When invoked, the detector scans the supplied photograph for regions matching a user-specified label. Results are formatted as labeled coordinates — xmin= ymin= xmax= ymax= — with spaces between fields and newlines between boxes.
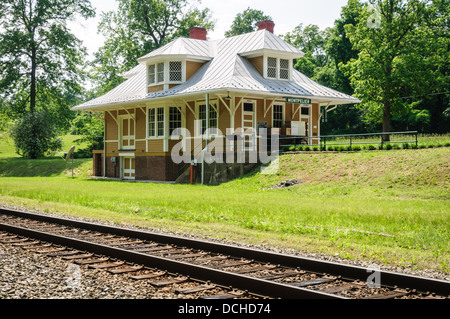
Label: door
xmin=242 ymin=101 xmax=256 ymax=151
xmin=120 ymin=116 xmax=135 ymax=150
xmin=122 ymin=157 xmax=135 ymax=180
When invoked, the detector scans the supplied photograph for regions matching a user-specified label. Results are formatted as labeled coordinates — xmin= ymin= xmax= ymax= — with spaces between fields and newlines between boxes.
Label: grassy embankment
xmin=0 ymin=134 xmax=449 ymax=273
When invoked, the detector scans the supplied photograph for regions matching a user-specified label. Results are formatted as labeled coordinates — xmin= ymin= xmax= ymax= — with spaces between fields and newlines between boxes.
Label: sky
xmin=69 ymin=0 xmax=350 ymax=58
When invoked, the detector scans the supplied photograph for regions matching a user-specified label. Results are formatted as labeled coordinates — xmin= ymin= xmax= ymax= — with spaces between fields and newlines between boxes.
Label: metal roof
xmin=137 ymin=37 xmax=213 ymax=62
xmin=73 ymin=30 xmax=359 ymax=111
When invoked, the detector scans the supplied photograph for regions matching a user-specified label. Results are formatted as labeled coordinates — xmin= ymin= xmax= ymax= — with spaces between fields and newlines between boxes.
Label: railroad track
xmin=0 ymin=207 xmax=449 ymax=300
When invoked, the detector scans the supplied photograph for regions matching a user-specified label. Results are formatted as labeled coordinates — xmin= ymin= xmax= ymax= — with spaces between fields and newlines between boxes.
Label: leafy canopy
xmin=90 ymin=0 xmax=214 ymax=95
xmin=224 ymin=7 xmax=272 ymax=37
xmin=0 ymin=0 xmax=95 ymax=116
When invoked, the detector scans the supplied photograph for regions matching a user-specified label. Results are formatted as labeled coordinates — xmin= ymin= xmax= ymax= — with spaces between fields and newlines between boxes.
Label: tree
xmin=283 ymin=2 xmax=368 ymax=135
xmin=0 ymin=0 xmax=95 ymax=116
xmin=326 ymin=0 xmax=366 ymax=96
xmin=318 ymin=0 xmax=368 ymax=135
xmin=224 ymin=7 xmax=272 ymax=37
xmin=342 ymin=0 xmax=442 ymax=140
xmin=10 ymin=110 xmax=62 ymax=159
xmin=284 ymin=24 xmax=330 ymax=78
xmin=90 ymin=0 xmax=214 ymax=95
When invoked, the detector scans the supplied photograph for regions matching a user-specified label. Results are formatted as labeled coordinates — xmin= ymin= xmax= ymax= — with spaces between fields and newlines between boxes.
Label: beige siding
xmin=135 ymin=108 xmax=147 ymax=140
xmin=186 ymin=61 xmax=204 ymax=80
xmin=218 ymin=99 xmax=230 ymax=134
xmin=105 ymin=111 xmax=118 ymax=141
xmin=249 ymin=56 xmax=264 ymax=76
xmin=148 ymin=85 xmax=164 ymax=93
xmin=148 ymin=139 xmax=164 ymax=153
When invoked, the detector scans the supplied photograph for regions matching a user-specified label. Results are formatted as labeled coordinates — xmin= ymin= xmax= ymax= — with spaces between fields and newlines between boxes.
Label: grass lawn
xmin=0 ymin=134 xmax=449 ymax=273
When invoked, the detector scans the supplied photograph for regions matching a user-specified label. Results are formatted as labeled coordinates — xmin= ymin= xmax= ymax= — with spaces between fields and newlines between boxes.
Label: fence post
xmin=350 ymin=136 xmax=352 ymax=148
xmin=415 ymin=132 xmax=418 ymax=149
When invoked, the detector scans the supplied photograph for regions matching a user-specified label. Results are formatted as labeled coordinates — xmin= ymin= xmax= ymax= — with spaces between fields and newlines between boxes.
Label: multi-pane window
xmin=157 ymin=107 xmax=164 ymax=136
xmin=148 ymin=61 xmax=184 ymax=87
xmin=148 ymin=108 xmax=156 ymax=136
xmin=148 ymin=63 xmax=165 ymax=84
xmin=169 ymin=107 xmax=182 ymax=136
xmin=148 ymin=107 xmax=165 ymax=137
xmin=169 ymin=61 xmax=182 ymax=82
xmin=157 ymin=62 xmax=164 ymax=83
xmin=301 ymin=107 xmax=310 ymax=116
xmin=266 ymin=57 xmax=290 ymax=80
xmin=267 ymin=57 xmax=277 ymax=79
xmin=279 ymin=59 xmax=289 ymax=80
xmin=199 ymin=103 xmax=218 ymax=135
xmin=273 ymin=104 xmax=283 ymax=128
xmin=148 ymin=65 xmax=156 ymax=84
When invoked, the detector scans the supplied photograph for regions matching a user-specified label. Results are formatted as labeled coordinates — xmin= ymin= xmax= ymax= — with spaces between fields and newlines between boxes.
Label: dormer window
xmin=279 ymin=59 xmax=290 ymax=80
xmin=157 ymin=62 xmax=165 ymax=82
xmin=264 ymin=56 xmax=291 ymax=81
xmin=148 ymin=65 xmax=156 ymax=84
xmin=267 ymin=57 xmax=277 ymax=79
xmin=169 ymin=61 xmax=182 ymax=82
xmin=147 ymin=60 xmax=184 ymax=89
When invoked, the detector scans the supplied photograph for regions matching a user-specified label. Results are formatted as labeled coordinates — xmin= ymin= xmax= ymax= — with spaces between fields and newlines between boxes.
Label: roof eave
xmin=137 ymin=54 xmax=212 ymax=64
xmin=239 ymin=48 xmax=304 ymax=59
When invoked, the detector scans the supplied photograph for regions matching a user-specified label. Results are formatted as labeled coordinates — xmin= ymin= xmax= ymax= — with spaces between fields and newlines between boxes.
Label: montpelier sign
xmin=285 ymin=97 xmax=312 ymax=104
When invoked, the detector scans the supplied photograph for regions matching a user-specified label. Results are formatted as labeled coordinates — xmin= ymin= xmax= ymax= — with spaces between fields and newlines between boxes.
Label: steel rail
xmin=0 ymin=221 xmax=342 ymax=299
xmin=1 ymin=207 xmax=449 ymax=297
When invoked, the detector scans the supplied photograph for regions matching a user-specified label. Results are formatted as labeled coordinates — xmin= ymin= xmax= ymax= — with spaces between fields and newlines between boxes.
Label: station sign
xmin=285 ymin=97 xmax=312 ymax=104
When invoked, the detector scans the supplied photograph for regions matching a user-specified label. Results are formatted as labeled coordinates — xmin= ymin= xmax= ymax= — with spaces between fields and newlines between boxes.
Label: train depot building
xmin=73 ymin=21 xmax=359 ymax=183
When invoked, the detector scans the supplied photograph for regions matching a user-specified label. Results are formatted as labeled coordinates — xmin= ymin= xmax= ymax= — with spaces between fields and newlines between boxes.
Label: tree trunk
xmin=382 ymin=101 xmax=391 ymax=142
xmin=30 ymin=46 xmax=36 ymax=113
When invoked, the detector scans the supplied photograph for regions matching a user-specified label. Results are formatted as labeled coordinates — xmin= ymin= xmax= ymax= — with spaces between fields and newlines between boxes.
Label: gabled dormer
xmin=137 ymin=28 xmax=213 ymax=93
xmin=239 ymin=20 xmax=304 ymax=82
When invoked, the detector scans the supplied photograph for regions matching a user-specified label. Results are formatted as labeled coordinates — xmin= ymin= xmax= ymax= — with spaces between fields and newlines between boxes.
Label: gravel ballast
xmin=0 ymin=203 xmax=448 ymax=299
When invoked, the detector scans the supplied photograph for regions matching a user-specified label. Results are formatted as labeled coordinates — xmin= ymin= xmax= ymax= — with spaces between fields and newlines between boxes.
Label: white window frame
xmin=196 ymin=100 xmax=219 ymax=137
xmin=147 ymin=60 xmax=186 ymax=88
xmin=168 ymin=106 xmax=183 ymax=136
xmin=272 ymin=103 xmax=285 ymax=128
xmin=147 ymin=106 xmax=166 ymax=139
xmin=264 ymin=55 xmax=292 ymax=81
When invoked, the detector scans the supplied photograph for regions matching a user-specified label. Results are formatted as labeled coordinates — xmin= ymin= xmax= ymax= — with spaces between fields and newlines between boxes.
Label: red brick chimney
xmin=257 ymin=20 xmax=275 ymax=33
xmin=190 ymin=27 xmax=207 ymax=40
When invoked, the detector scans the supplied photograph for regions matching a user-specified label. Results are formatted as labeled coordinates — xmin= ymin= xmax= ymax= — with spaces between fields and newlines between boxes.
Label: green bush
xmin=10 ymin=111 xmax=62 ymax=159
xmin=402 ymin=143 xmax=410 ymax=149
xmin=385 ymin=143 xmax=392 ymax=150
xmin=295 ymin=145 xmax=304 ymax=151
xmin=368 ymin=145 xmax=376 ymax=150
xmin=304 ymin=146 xmax=311 ymax=151
xmin=289 ymin=146 xmax=296 ymax=151
xmin=312 ymin=146 xmax=319 ymax=151
xmin=327 ymin=145 xmax=335 ymax=151
xmin=352 ymin=145 xmax=361 ymax=151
